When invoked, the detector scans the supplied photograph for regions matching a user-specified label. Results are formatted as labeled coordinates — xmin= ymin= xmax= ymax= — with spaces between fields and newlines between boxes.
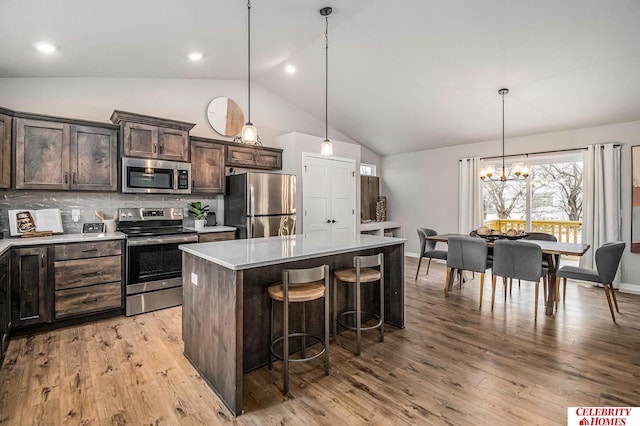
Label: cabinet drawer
xmin=54 ymin=255 xmax=121 ymax=290
xmin=55 ymin=240 xmax=122 ymax=260
xmin=225 ymin=145 xmax=282 ymax=170
xmin=198 ymin=231 xmax=235 ymax=243
xmin=55 ymin=282 xmax=122 ymax=318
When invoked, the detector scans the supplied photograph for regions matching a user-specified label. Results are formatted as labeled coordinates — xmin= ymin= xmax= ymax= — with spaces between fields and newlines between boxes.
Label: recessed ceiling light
xmin=33 ymin=42 xmax=56 ymax=53
xmin=188 ymin=52 xmax=203 ymax=61
xmin=285 ymin=64 xmax=296 ymax=74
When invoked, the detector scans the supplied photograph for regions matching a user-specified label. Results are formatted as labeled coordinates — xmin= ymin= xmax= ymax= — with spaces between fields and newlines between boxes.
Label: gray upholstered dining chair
xmin=415 ymin=228 xmax=448 ymax=280
xmin=522 ymin=232 xmax=558 ymax=300
xmin=444 ymin=236 xmax=492 ymax=307
xmin=491 ymin=240 xmax=548 ymax=320
xmin=555 ymin=241 xmax=625 ymax=322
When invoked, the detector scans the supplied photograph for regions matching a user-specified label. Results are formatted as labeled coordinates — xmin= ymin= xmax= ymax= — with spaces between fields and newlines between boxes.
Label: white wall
xmin=0 ymin=77 xmax=358 ymax=149
xmin=383 ymin=120 xmax=640 ymax=291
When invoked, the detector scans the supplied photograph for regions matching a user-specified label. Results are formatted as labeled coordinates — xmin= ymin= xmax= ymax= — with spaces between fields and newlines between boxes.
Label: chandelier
xmin=480 ymin=88 xmax=528 ymax=182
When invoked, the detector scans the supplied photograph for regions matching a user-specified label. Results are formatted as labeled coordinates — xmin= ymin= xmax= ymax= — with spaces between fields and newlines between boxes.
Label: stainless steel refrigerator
xmin=224 ymin=172 xmax=296 ymax=239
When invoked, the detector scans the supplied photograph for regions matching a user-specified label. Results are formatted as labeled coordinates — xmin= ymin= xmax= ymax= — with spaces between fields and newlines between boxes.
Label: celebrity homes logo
xmin=568 ymin=407 xmax=639 ymax=426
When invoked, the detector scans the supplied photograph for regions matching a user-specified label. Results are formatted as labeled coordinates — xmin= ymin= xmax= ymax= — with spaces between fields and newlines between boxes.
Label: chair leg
xmin=325 ymin=284 xmax=330 ymax=375
xmin=356 ymin=277 xmax=362 ymax=356
xmin=542 ymin=276 xmax=547 ymax=304
xmin=563 ymin=277 xmax=567 ymax=303
xmin=503 ymin=277 xmax=507 ymax=301
xmin=491 ymin=275 xmax=497 ymax=310
xmin=301 ymin=302 xmax=307 ymax=359
xmin=534 ymin=281 xmax=539 ymax=321
xmin=379 ymin=273 xmax=385 ymax=343
xmin=555 ymin=277 xmax=560 ymax=311
xmin=509 ymin=278 xmax=512 ymax=296
xmin=444 ymin=267 xmax=451 ymax=296
xmin=268 ymin=298 xmax=274 ymax=370
xmin=283 ymin=294 xmax=289 ymax=394
xmin=603 ymin=284 xmax=617 ymax=323
xmin=609 ymin=283 xmax=620 ymax=313
xmin=479 ymin=273 xmax=484 ymax=308
xmin=426 ymin=258 xmax=433 ymax=275
xmin=332 ymin=276 xmax=338 ymax=342
xmin=415 ymin=257 xmax=423 ymax=281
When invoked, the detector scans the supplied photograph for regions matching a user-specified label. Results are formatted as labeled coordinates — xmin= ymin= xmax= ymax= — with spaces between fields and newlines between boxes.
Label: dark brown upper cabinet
xmin=190 ymin=137 xmax=225 ymax=194
xmin=111 ymin=110 xmax=195 ymax=162
xmin=0 ymin=111 xmax=12 ymax=189
xmin=225 ymin=144 xmax=282 ymax=170
xmin=14 ymin=117 xmax=118 ymax=191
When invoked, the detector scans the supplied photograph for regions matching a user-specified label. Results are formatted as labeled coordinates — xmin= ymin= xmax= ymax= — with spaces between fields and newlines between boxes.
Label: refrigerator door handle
xmin=248 ymin=183 xmax=255 ymax=238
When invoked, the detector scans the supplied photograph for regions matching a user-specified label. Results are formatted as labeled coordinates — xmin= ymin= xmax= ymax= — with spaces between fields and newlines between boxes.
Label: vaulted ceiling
xmin=1 ymin=0 xmax=639 ymax=156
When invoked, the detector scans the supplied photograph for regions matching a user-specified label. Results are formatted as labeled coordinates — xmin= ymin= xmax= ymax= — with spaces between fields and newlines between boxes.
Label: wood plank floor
xmin=1 ymin=258 xmax=639 ymax=425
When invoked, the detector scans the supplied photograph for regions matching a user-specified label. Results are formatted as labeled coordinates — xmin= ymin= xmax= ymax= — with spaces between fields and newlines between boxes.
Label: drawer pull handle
xmin=41 ymin=254 xmax=45 ymax=268
xmin=82 ymin=248 xmax=98 ymax=252
xmin=82 ymin=271 xmax=99 ymax=277
xmin=82 ymin=298 xmax=98 ymax=304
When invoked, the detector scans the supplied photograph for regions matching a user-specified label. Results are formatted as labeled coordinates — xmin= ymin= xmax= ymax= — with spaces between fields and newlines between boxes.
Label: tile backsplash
xmin=0 ymin=191 xmax=222 ymax=236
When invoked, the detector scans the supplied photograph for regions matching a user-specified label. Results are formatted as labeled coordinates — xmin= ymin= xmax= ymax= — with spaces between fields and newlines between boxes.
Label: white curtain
xmin=580 ymin=143 xmax=622 ymax=275
xmin=458 ymin=157 xmax=483 ymax=234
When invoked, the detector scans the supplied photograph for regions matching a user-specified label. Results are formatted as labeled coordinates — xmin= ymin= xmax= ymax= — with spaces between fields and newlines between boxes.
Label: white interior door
xmin=302 ymin=153 xmax=356 ymax=235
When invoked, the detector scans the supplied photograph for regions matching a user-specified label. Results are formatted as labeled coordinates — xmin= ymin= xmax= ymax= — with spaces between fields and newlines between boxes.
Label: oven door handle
xmin=127 ymin=234 xmax=199 ymax=246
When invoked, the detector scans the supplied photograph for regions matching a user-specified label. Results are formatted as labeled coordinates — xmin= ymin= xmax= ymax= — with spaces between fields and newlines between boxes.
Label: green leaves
xmin=188 ymin=201 xmax=210 ymax=220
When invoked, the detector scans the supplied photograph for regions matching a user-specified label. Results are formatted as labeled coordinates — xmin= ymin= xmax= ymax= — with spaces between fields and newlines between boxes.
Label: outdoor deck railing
xmin=483 ymin=219 xmax=582 ymax=243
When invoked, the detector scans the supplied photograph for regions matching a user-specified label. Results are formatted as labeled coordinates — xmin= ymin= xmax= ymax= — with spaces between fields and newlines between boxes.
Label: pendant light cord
xmin=247 ymin=0 xmax=252 ymax=124
xmin=501 ymin=90 xmax=505 ymax=174
xmin=324 ymin=12 xmax=329 ymax=142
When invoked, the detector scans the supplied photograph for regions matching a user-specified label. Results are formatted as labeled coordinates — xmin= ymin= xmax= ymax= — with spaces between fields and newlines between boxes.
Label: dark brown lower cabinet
xmin=0 ymin=251 xmax=10 ymax=359
xmin=53 ymin=241 xmax=123 ymax=319
xmin=11 ymin=246 xmax=52 ymax=327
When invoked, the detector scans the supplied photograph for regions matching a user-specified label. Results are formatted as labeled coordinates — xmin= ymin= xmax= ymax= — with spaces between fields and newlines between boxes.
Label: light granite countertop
xmin=179 ymin=233 xmax=406 ymax=271
xmin=0 ymin=232 xmax=126 ymax=256
xmin=183 ymin=226 xmax=236 ymax=234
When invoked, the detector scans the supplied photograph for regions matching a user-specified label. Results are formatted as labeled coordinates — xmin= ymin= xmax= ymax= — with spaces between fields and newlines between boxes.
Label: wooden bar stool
xmin=268 ymin=264 xmax=330 ymax=394
xmin=333 ymin=253 xmax=384 ymax=355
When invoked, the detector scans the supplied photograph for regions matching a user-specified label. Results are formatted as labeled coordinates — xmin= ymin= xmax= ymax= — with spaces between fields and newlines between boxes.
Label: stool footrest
xmin=270 ymin=333 xmax=327 ymax=363
xmin=336 ymin=310 xmax=383 ymax=332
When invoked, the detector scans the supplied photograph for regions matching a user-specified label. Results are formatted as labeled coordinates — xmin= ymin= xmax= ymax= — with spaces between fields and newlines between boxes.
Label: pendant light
xmin=480 ymin=88 xmax=529 ymax=181
xmin=320 ymin=7 xmax=333 ymax=156
xmin=241 ymin=0 xmax=259 ymax=144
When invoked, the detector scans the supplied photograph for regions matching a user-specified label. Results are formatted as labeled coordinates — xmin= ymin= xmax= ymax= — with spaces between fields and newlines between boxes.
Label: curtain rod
xmin=458 ymin=143 xmax=621 ymax=162
xmin=480 ymin=146 xmax=587 ymax=161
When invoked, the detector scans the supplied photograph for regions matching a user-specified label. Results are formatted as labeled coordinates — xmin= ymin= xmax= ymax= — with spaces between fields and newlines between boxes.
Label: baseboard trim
xmin=619 ymin=283 xmax=640 ymax=295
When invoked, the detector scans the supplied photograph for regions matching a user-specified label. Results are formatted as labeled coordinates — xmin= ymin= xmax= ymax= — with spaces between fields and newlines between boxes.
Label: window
xmin=482 ymin=153 xmax=583 ymax=242
xmin=360 ymin=163 xmax=377 ymax=176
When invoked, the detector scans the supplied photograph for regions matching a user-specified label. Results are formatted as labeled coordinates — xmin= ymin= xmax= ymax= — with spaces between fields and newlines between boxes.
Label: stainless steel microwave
xmin=121 ymin=157 xmax=191 ymax=194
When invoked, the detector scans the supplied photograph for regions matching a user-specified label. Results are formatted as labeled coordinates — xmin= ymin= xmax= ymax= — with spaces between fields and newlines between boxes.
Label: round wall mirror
xmin=206 ymin=97 xmax=244 ymax=137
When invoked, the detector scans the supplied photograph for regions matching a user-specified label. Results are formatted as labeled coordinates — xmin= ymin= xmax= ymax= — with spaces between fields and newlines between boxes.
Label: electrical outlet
xmin=82 ymin=222 xmax=105 ymax=233
xmin=72 ymin=209 xmax=80 ymax=222
xmin=191 ymin=273 xmax=198 ymax=286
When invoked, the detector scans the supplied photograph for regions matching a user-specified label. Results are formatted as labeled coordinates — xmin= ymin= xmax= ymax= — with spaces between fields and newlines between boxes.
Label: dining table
xmin=426 ymin=233 xmax=591 ymax=316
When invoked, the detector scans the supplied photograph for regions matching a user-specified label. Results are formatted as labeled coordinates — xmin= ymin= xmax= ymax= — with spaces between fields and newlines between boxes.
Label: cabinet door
xmin=198 ymin=231 xmax=235 ymax=243
xmin=158 ymin=128 xmax=189 ymax=162
xmin=0 ymin=252 xmax=10 ymax=356
xmin=302 ymin=155 xmax=356 ymax=235
xmin=0 ymin=113 xmax=11 ymax=189
xmin=69 ymin=125 xmax=118 ymax=191
xmin=15 ymin=118 xmax=70 ymax=190
xmin=123 ymin=122 xmax=158 ymax=158
xmin=11 ymin=247 xmax=52 ymax=327
xmin=191 ymin=140 xmax=225 ymax=193
xmin=226 ymin=145 xmax=282 ymax=170
xmin=360 ymin=176 xmax=379 ymax=222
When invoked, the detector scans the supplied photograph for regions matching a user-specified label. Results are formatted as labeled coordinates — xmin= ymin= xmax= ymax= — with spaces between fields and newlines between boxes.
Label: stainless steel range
xmin=117 ymin=207 xmax=198 ymax=316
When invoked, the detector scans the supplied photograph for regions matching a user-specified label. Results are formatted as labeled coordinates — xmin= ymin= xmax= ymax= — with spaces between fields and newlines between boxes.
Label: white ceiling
xmin=1 ymin=0 xmax=640 ymax=156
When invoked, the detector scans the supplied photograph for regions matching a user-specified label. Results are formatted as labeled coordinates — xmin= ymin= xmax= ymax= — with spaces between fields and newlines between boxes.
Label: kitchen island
xmin=179 ymin=233 xmax=406 ymax=416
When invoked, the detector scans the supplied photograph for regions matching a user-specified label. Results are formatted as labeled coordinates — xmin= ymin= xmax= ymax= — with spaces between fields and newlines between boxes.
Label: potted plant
xmin=189 ymin=201 xmax=209 ymax=229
